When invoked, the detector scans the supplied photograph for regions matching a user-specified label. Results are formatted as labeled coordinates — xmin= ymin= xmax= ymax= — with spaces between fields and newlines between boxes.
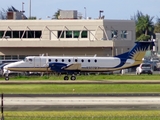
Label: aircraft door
xmin=34 ymin=57 xmax=41 ymax=68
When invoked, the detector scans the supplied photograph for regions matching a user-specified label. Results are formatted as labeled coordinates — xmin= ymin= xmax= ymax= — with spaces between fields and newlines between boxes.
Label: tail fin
xmin=115 ymin=41 xmax=154 ymax=61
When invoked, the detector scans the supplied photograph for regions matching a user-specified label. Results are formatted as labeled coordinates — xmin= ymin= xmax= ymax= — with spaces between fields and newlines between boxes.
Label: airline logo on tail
xmin=116 ymin=41 xmax=154 ymax=60
xmin=128 ymin=42 xmax=153 ymax=61
xmin=115 ymin=41 xmax=154 ymax=68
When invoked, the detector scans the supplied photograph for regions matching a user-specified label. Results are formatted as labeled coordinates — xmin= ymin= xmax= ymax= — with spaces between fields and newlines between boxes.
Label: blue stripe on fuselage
xmin=113 ymin=58 xmax=127 ymax=68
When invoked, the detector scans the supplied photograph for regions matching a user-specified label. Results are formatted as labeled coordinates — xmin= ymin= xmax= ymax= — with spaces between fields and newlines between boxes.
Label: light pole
xmin=29 ymin=0 xmax=31 ymax=18
xmin=22 ymin=2 xmax=25 ymax=19
xmin=84 ymin=7 xmax=86 ymax=19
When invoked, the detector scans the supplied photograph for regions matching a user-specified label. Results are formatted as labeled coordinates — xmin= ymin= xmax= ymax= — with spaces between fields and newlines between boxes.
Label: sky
xmin=0 ymin=0 xmax=160 ymax=23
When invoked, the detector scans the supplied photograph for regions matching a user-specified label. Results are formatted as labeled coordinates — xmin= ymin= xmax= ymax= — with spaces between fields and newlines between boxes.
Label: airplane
xmin=3 ymin=41 xmax=154 ymax=81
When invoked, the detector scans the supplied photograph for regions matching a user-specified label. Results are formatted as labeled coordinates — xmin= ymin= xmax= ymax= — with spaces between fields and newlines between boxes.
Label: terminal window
xmin=58 ymin=31 xmax=64 ymax=38
xmin=111 ymin=30 xmax=118 ymax=38
xmin=73 ymin=31 xmax=80 ymax=38
xmin=66 ymin=31 xmax=72 ymax=38
xmin=0 ymin=31 xmax=4 ymax=38
xmin=1 ymin=30 xmax=42 ymax=38
xmin=121 ymin=30 xmax=127 ymax=39
xmin=81 ymin=31 xmax=87 ymax=38
xmin=58 ymin=30 xmax=88 ymax=38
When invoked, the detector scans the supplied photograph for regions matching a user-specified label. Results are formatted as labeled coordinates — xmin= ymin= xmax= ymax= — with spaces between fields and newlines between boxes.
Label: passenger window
xmin=48 ymin=59 xmax=51 ymax=62
xmin=95 ymin=60 xmax=97 ymax=62
xmin=75 ymin=59 xmax=78 ymax=62
xmin=62 ymin=59 xmax=64 ymax=62
xmin=68 ymin=59 xmax=71 ymax=62
xmin=81 ymin=59 xmax=84 ymax=62
xmin=88 ymin=59 xmax=90 ymax=62
xmin=55 ymin=59 xmax=58 ymax=62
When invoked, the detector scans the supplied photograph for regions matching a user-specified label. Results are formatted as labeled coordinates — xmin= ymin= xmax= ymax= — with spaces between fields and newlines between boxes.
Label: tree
xmin=137 ymin=14 xmax=154 ymax=36
xmin=131 ymin=11 xmax=144 ymax=39
xmin=137 ymin=34 xmax=150 ymax=41
xmin=154 ymin=17 xmax=160 ymax=33
xmin=131 ymin=10 xmax=143 ymax=24
xmin=131 ymin=11 xmax=154 ymax=41
xmin=53 ymin=9 xmax=61 ymax=19
xmin=28 ymin=16 xmax=37 ymax=20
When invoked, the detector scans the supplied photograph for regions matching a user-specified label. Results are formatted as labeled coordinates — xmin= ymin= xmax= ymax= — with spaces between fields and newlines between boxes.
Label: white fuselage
xmin=3 ymin=56 xmax=135 ymax=74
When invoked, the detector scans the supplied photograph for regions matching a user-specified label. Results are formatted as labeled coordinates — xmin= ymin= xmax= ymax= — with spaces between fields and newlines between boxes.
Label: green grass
xmin=1 ymin=84 xmax=160 ymax=94
xmin=0 ymin=74 xmax=160 ymax=94
xmin=3 ymin=111 xmax=160 ymax=120
xmin=0 ymin=74 xmax=160 ymax=81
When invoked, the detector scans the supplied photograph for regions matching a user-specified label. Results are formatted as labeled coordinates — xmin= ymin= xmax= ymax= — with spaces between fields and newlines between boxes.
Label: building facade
xmin=0 ymin=19 xmax=135 ymax=60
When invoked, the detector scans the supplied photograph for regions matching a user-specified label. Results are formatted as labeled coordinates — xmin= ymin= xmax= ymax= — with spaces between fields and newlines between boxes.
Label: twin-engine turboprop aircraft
xmin=3 ymin=41 xmax=153 ymax=80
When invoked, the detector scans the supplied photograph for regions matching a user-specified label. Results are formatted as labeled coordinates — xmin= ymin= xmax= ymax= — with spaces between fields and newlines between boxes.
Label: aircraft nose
xmin=3 ymin=66 xmax=9 ymax=75
xmin=3 ymin=65 xmax=8 ymax=70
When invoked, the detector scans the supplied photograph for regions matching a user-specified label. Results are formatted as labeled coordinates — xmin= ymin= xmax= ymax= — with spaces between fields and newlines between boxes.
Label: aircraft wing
xmin=63 ymin=63 xmax=81 ymax=70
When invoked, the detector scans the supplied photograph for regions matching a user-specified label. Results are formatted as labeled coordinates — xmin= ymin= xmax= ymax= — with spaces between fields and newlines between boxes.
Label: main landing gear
xmin=5 ymin=76 xmax=9 ymax=81
xmin=64 ymin=75 xmax=76 ymax=81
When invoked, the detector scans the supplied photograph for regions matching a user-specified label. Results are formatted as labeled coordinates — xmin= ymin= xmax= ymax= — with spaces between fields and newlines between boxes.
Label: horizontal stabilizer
xmin=64 ymin=63 xmax=81 ymax=70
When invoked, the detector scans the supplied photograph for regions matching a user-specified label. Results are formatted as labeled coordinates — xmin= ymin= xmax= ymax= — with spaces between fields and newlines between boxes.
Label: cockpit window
xmin=29 ymin=59 xmax=32 ymax=62
xmin=24 ymin=58 xmax=28 ymax=62
xmin=23 ymin=58 xmax=26 ymax=62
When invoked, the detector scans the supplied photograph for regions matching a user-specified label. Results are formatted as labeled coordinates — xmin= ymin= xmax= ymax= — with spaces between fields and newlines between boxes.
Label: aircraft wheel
xmin=5 ymin=76 xmax=9 ymax=81
xmin=64 ymin=76 xmax=69 ymax=80
xmin=136 ymin=71 xmax=139 ymax=75
xmin=70 ymin=75 xmax=76 ymax=81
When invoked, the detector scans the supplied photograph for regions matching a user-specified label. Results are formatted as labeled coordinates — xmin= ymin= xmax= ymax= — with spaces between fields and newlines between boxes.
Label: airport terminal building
xmin=0 ymin=14 xmax=135 ymax=60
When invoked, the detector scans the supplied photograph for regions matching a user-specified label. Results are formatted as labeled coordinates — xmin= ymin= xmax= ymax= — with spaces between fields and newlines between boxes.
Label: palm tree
xmin=131 ymin=11 xmax=154 ymax=41
xmin=53 ymin=9 xmax=61 ymax=19
xmin=131 ymin=11 xmax=144 ymax=39
xmin=136 ymin=14 xmax=154 ymax=36
xmin=154 ymin=17 xmax=160 ymax=33
xmin=131 ymin=10 xmax=143 ymax=24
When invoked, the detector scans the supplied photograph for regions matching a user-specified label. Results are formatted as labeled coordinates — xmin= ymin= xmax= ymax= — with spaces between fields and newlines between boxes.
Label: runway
xmin=2 ymin=96 xmax=160 ymax=111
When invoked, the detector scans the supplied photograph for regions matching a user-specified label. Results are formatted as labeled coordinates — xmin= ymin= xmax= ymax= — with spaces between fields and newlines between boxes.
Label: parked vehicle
xmin=136 ymin=63 xmax=153 ymax=75
xmin=143 ymin=61 xmax=159 ymax=71
xmin=150 ymin=57 xmax=160 ymax=62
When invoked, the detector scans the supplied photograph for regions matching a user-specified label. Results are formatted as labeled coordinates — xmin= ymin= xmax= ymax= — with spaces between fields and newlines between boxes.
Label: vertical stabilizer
xmin=115 ymin=41 xmax=154 ymax=61
xmin=128 ymin=42 xmax=153 ymax=61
